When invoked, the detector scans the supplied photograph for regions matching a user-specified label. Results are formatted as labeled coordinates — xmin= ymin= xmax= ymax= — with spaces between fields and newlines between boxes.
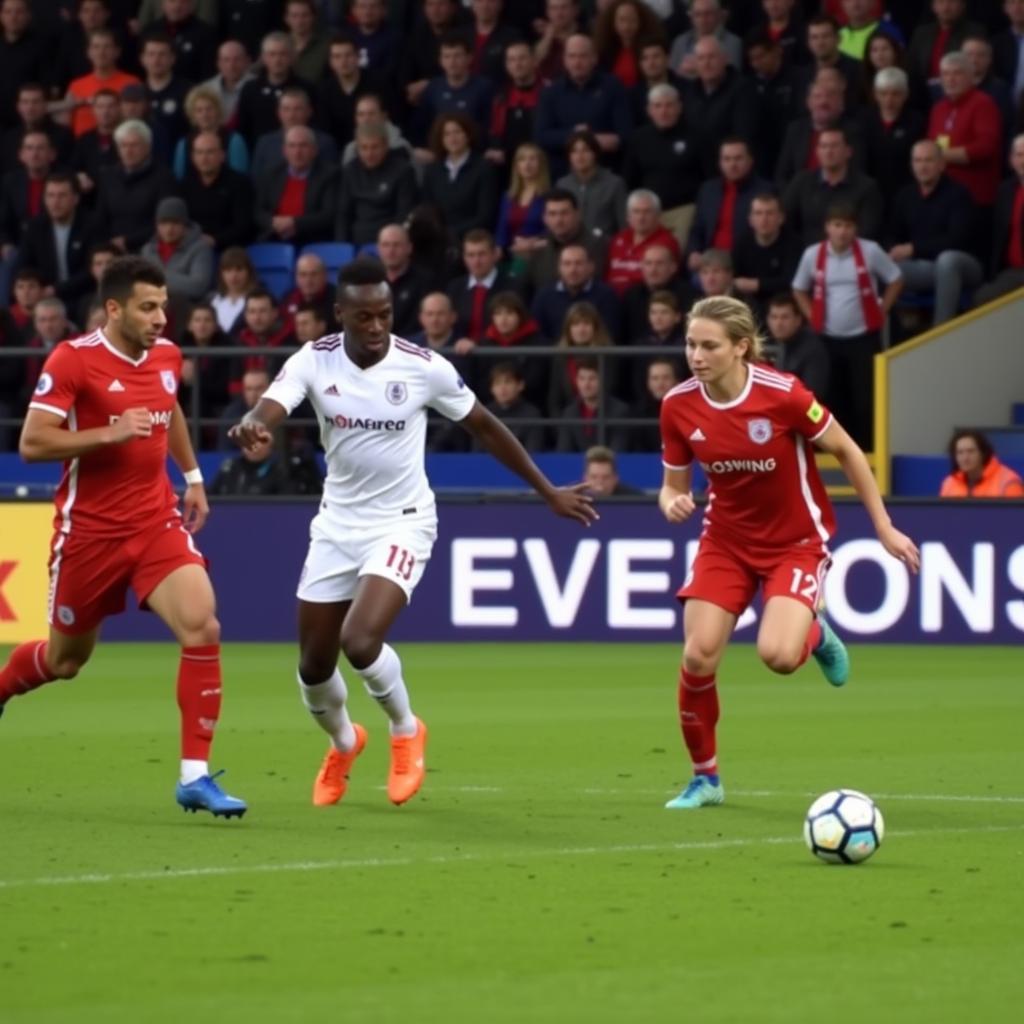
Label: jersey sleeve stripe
xmin=29 ymin=401 xmax=68 ymax=419
xmin=662 ymin=459 xmax=692 ymax=470
xmin=394 ymin=338 xmax=432 ymax=360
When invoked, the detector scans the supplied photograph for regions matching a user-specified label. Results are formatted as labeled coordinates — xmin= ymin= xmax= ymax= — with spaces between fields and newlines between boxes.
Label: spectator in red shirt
xmin=606 ymin=188 xmax=682 ymax=295
xmin=977 ymin=133 xmax=1024 ymax=304
xmin=592 ymin=0 xmax=665 ymax=91
xmin=928 ymin=50 xmax=1003 ymax=209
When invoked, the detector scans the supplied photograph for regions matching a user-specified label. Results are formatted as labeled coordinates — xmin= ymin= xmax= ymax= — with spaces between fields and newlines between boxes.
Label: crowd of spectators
xmin=1 ymin=0 xmax=1023 ymax=459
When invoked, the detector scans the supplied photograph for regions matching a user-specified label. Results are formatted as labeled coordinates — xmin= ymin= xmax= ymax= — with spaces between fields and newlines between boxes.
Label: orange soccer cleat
xmin=312 ymin=724 xmax=368 ymax=806
xmin=387 ymin=718 xmax=428 ymax=806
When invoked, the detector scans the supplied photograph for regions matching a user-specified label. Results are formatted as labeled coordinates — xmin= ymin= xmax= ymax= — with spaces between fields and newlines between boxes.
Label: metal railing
xmin=0 ymin=342 xmax=683 ymax=452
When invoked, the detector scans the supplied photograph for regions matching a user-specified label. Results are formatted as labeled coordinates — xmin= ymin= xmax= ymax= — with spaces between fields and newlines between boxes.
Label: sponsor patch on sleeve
xmin=806 ymin=400 xmax=824 ymax=424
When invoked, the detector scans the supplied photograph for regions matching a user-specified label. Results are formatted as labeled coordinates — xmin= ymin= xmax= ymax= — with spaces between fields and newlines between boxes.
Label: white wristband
xmin=183 ymin=468 xmax=204 ymax=486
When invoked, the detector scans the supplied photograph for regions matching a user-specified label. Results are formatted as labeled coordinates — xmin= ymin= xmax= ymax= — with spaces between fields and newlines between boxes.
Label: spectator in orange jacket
xmin=939 ymin=429 xmax=1024 ymax=497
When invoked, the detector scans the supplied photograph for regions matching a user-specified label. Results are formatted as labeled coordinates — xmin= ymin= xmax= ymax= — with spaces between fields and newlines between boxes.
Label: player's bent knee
xmin=683 ymin=642 xmax=720 ymax=677
xmin=181 ymin=615 xmax=221 ymax=649
xmin=49 ymin=656 xmax=87 ymax=679
xmin=298 ymin=654 xmax=337 ymax=685
xmin=758 ymin=642 xmax=801 ymax=675
xmin=339 ymin=629 xmax=382 ymax=671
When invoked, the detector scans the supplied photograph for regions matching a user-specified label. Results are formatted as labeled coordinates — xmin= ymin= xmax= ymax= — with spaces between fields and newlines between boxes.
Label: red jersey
xmin=660 ymin=364 xmax=836 ymax=547
xmin=28 ymin=329 xmax=183 ymax=538
xmin=605 ymin=226 xmax=682 ymax=295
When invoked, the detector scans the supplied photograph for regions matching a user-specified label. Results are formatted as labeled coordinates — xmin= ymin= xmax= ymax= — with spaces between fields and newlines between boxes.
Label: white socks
xmin=299 ymin=668 xmax=357 ymax=751
xmin=357 ymin=644 xmax=417 ymax=737
xmin=180 ymin=759 xmax=208 ymax=784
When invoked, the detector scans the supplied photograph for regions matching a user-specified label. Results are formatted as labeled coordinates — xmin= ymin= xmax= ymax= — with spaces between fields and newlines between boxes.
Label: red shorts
xmin=677 ymin=533 xmax=831 ymax=616
xmin=47 ymin=517 xmax=207 ymax=635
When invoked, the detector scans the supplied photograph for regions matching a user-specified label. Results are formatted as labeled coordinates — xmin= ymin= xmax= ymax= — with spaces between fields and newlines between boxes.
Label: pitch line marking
xmin=401 ymin=785 xmax=1024 ymax=804
xmin=0 ymin=824 xmax=1021 ymax=891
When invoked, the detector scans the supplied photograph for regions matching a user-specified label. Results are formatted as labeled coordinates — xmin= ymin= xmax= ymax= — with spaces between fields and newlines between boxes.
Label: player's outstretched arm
xmin=815 ymin=419 xmax=921 ymax=573
xmin=659 ymin=466 xmax=695 ymax=524
xmin=19 ymin=407 xmax=152 ymax=462
xmin=458 ymin=402 xmax=598 ymax=525
xmin=169 ymin=402 xmax=209 ymax=533
xmin=228 ymin=397 xmax=290 ymax=451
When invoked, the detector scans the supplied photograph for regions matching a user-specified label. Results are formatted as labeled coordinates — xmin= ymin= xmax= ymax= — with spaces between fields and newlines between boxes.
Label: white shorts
xmin=297 ymin=514 xmax=437 ymax=604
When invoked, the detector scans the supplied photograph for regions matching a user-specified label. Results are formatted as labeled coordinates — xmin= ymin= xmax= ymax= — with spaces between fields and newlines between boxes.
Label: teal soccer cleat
xmin=175 ymin=771 xmax=247 ymax=819
xmin=665 ymin=775 xmax=725 ymax=809
xmin=813 ymin=615 xmax=850 ymax=687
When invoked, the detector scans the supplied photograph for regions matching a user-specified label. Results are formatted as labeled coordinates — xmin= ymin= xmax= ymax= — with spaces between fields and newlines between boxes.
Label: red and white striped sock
xmin=0 ymin=641 xmax=57 ymax=704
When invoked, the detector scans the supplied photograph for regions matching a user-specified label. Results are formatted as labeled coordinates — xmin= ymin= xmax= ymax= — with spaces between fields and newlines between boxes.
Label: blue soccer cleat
xmin=813 ymin=615 xmax=850 ymax=687
xmin=175 ymin=770 xmax=247 ymax=819
xmin=665 ymin=774 xmax=725 ymax=809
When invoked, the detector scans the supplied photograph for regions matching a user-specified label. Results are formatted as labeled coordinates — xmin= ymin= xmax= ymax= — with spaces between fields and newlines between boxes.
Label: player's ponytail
xmin=688 ymin=296 xmax=766 ymax=363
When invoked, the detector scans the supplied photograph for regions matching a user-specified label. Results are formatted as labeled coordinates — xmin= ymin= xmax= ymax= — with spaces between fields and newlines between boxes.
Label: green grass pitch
xmin=1 ymin=642 xmax=1022 ymax=1023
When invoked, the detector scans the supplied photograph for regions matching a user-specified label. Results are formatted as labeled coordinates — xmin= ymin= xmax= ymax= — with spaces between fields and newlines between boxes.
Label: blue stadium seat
xmin=247 ymin=243 xmax=295 ymax=300
xmin=299 ymin=242 xmax=356 ymax=284
xmin=358 ymin=243 xmax=379 ymax=259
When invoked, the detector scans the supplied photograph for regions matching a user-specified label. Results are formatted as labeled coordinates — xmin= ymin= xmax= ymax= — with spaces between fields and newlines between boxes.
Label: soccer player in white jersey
xmin=230 ymin=259 xmax=597 ymax=807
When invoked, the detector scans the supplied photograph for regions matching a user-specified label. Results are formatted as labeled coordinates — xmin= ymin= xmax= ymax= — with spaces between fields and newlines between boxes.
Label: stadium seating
xmin=299 ymin=242 xmax=356 ymax=283
xmin=246 ymin=243 xmax=296 ymax=301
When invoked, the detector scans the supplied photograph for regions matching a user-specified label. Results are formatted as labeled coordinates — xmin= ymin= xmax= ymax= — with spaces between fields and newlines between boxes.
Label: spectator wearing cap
xmin=557 ymin=129 xmax=628 ymax=240
xmin=181 ymin=130 xmax=255 ymax=249
xmin=623 ymin=83 xmax=702 ymax=246
xmin=140 ymin=195 xmax=213 ymax=333
xmin=255 ymin=125 xmax=339 ymax=247
xmin=94 ymin=119 xmax=177 ymax=253
xmin=65 ymin=28 xmax=141 ymax=137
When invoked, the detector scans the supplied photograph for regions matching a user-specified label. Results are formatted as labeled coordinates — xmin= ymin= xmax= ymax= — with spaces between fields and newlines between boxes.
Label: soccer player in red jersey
xmin=0 ymin=257 xmax=246 ymax=818
xmin=658 ymin=296 xmax=920 ymax=809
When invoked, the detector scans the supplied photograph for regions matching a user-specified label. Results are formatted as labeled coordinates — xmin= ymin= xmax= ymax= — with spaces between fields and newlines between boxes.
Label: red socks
xmin=177 ymin=645 xmax=222 ymax=760
xmin=677 ymin=669 xmax=720 ymax=776
xmin=798 ymin=617 xmax=823 ymax=669
xmin=0 ymin=641 xmax=57 ymax=703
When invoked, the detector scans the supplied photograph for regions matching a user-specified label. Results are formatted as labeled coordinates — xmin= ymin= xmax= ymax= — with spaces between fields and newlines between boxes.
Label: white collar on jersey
xmin=98 ymin=328 xmax=150 ymax=367
xmin=699 ymin=362 xmax=753 ymax=410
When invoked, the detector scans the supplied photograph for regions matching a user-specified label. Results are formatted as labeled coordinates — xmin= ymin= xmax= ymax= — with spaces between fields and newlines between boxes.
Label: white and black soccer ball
xmin=804 ymin=789 xmax=885 ymax=864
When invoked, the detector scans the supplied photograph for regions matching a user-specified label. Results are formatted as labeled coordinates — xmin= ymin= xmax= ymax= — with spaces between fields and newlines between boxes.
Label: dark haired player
xmin=230 ymin=259 xmax=597 ymax=808
xmin=0 ymin=256 xmax=246 ymax=819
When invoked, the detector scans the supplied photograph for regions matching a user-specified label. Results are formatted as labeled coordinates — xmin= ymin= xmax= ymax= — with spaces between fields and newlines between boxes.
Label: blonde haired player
xmin=658 ymin=296 xmax=919 ymax=809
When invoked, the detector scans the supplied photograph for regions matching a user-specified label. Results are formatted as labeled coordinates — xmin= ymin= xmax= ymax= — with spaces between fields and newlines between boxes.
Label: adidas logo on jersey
xmin=108 ymin=379 xmax=125 ymax=392
xmin=689 ymin=427 xmax=706 ymax=441
xmin=324 ymin=384 xmax=340 ymax=396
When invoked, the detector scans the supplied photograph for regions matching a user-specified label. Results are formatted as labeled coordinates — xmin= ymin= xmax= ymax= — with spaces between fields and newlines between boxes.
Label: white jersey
xmin=264 ymin=333 xmax=477 ymax=528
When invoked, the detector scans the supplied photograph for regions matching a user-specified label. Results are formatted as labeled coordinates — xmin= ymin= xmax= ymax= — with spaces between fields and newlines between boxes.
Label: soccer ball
xmin=804 ymin=789 xmax=885 ymax=864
